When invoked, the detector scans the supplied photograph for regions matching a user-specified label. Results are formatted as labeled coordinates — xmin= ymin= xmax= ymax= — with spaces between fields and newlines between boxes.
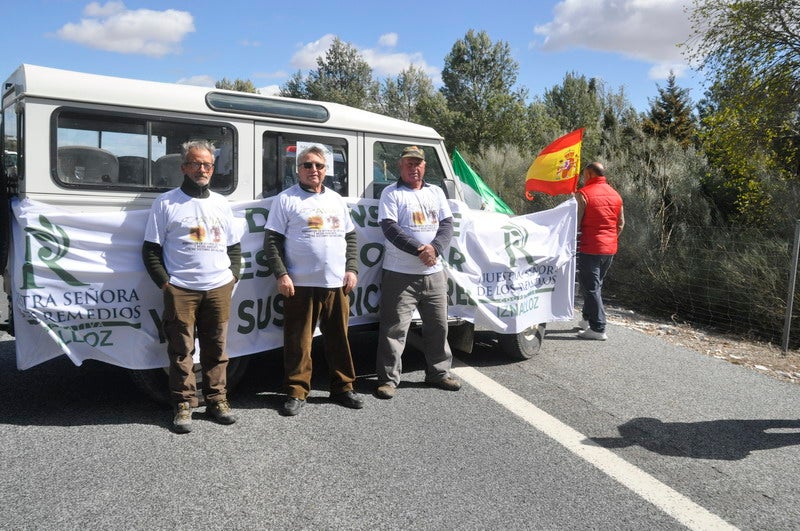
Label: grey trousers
xmin=376 ymin=269 xmax=453 ymax=387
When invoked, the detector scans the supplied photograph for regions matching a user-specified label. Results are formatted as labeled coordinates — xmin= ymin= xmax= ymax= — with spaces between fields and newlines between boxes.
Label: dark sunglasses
xmin=301 ymin=162 xmax=325 ymax=170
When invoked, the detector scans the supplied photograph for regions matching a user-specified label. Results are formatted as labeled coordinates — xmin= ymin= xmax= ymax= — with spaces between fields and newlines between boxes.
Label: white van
xmin=1 ymin=65 xmax=557 ymax=401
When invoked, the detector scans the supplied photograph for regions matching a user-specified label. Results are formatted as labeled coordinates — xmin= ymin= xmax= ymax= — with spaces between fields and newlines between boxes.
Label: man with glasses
xmin=142 ymin=140 xmax=242 ymax=433
xmin=264 ymin=145 xmax=364 ymax=416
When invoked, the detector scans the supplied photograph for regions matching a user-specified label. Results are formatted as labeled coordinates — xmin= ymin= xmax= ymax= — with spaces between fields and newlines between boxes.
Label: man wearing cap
xmin=375 ymin=145 xmax=462 ymax=399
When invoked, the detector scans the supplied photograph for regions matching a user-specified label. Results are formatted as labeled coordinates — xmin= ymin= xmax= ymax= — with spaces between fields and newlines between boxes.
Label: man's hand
xmin=277 ymin=274 xmax=295 ymax=298
xmin=417 ymin=244 xmax=438 ymax=267
xmin=343 ymin=271 xmax=358 ymax=294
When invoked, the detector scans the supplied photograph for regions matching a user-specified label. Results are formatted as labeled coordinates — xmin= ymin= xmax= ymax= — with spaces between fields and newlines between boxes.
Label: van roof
xmin=5 ymin=64 xmax=443 ymax=140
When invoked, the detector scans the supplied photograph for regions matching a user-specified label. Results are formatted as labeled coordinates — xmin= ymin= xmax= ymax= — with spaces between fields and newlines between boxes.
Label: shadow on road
xmin=0 ymin=329 xmax=433 ymax=426
xmin=589 ymin=416 xmax=800 ymax=460
xmin=0 ymin=338 xmax=159 ymax=427
xmin=0 ymin=320 xmax=536 ymax=426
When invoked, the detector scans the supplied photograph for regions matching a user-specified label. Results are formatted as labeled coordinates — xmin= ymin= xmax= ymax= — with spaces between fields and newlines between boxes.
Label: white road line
xmin=451 ymin=363 xmax=738 ymax=531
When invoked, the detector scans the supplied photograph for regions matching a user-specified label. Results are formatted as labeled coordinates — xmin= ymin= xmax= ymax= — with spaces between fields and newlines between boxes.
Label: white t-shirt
xmin=378 ymin=181 xmax=452 ymax=275
xmin=144 ymin=188 xmax=240 ymax=291
xmin=265 ymin=184 xmax=355 ymax=287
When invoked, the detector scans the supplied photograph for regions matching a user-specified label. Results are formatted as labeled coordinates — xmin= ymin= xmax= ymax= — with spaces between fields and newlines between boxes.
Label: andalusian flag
xmin=452 ymin=149 xmax=514 ymax=215
xmin=525 ymin=128 xmax=584 ymax=200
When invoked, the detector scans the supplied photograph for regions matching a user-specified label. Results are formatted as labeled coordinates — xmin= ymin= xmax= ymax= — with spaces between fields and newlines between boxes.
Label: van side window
xmin=2 ymin=104 xmax=20 ymax=192
xmin=54 ymin=109 xmax=236 ymax=193
xmin=372 ymin=142 xmax=447 ymax=199
xmin=262 ymin=132 xmax=348 ymax=197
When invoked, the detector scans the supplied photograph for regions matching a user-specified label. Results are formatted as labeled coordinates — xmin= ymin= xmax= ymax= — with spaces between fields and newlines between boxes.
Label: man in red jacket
xmin=575 ymin=162 xmax=624 ymax=340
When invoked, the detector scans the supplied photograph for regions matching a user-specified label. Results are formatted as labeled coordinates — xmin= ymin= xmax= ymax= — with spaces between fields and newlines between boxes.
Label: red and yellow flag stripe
xmin=525 ymin=128 xmax=584 ymax=199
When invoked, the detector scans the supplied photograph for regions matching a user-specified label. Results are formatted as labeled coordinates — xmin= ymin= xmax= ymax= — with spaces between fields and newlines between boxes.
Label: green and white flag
xmin=452 ymin=148 xmax=514 ymax=215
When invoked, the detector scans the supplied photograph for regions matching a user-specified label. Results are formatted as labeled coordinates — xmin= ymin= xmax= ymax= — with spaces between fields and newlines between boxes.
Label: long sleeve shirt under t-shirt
xmin=143 ymin=176 xmax=242 ymax=291
xmin=264 ymin=183 xmax=356 ymax=288
xmin=378 ymin=181 xmax=453 ymax=275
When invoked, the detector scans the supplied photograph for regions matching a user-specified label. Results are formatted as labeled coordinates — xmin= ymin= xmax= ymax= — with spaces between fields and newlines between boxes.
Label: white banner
xmin=8 ymin=196 xmax=576 ymax=370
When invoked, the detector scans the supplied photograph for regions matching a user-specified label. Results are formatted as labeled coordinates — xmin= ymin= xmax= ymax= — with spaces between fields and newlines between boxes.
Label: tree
xmin=378 ymin=65 xmax=435 ymax=122
xmin=215 ymin=78 xmax=258 ymax=93
xmin=438 ymin=30 xmax=528 ymax=154
xmin=685 ymin=0 xmax=800 ymax=227
xmin=687 ymin=0 xmax=800 ymax=110
xmin=642 ymin=72 xmax=697 ymax=148
xmin=541 ymin=73 xmax=604 ymax=162
xmin=543 ymin=73 xmax=602 ymax=133
xmin=280 ymin=37 xmax=378 ymax=110
xmin=280 ymin=71 xmax=307 ymax=99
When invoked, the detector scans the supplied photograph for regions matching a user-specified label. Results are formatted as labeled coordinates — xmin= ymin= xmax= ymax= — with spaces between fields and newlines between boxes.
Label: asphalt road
xmin=0 ymin=312 xmax=799 ymax=529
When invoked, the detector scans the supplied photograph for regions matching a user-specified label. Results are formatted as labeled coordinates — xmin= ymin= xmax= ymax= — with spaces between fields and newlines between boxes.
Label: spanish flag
xmin=525 ymin=128 xmax=584 ymax=200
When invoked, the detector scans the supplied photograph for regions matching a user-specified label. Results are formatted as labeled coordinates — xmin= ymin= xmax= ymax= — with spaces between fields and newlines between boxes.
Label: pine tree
xmin=642 ymin=72 xmax=696 ymax=148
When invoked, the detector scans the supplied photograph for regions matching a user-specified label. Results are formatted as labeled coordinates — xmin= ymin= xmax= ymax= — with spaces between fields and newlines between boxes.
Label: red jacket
xmin=578 ymin=176 xmax=623 ymax=255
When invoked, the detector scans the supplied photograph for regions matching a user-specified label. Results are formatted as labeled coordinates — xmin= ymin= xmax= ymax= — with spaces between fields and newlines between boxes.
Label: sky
xmin=0 ymin=0 xmax=707 ymax=112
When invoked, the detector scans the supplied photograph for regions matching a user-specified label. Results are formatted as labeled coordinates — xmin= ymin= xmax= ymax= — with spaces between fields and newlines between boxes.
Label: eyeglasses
xmin=301 ymin=162 xmax=325 ymax=170
xmin=184 ymin=162 xmax=214 ymax=171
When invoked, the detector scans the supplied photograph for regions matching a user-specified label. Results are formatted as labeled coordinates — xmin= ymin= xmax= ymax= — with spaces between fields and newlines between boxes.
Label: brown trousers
xmin=282 ymin=286 xmax=356 ymax=400
xmin=163 ymin=279 xmax=235 ymax=407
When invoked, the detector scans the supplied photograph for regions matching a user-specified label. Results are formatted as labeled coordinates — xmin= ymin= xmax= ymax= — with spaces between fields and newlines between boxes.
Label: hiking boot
xmin=331 ymin=390 xmax=365 ymax=409
xmin=207 ymin=399 xmax=237 ymax=425
xmin=281 ymin=397 xmax=306 ymax=416
xmin=578 ymin=319 xmax=590 ymax=330
xmin=375 ymin=383 xmax=396 ymax=399
xmin=425 ymin=377 xmax=462 ymax=391
xmin=173 ymin=402 xmax=193 ymax=433
xmin=577 ymin=328 xmax=607 ymax=340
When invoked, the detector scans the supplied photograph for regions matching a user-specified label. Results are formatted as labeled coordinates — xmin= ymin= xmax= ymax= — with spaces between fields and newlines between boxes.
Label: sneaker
xmin=375 ymin=383 xmax=396 ymax=399
xmin=425 ymin=377 xmax=462 ymax=391
xmin=577 ymin=328 xmax=607 ymax=340
xmin=173 ymin=402 xmax=193 ymax=433
xmin=281 ymin=397 xmax=306 ymax=416
xmin=207 ymin=399 xmax=237 ymax=425
xmin=578 ymin=319 xmax=590 ymax=330
xmin=331 ymin=390 xmax=365 ymax=409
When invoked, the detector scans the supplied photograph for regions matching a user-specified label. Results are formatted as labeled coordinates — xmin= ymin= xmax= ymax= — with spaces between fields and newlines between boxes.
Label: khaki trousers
xmin=163 ymin=280 xmax=234 ymax=407
xmin=282 ymin=286 xmax=356 ymax=399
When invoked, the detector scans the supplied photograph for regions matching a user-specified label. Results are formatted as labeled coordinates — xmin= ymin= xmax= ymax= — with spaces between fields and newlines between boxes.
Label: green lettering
xmin=502 ymin=223 xmax=535 ymax=267
xmin=245 ymin=207 xmax=269 ymax=233
xmin=360 ymin=242 xmax=384 ymax=267
xmin=447 ymin=246 xmax=466 ymax=272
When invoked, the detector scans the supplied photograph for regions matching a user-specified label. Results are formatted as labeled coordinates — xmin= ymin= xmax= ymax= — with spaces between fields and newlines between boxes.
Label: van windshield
xmin=262 ymin=132 xmax=348 ymax=197
xmin=371 ymin=141 xmax=448 ymax=199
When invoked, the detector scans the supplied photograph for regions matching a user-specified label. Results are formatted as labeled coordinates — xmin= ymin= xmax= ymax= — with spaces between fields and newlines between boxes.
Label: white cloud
xmin=290 ymin=33 xmax=439 ymax=81
xmin=56 ymin=2 xmax=195 ymax=57
xmin=239 ymin=40 xmax=261 ymax=47
xmin=378 ymin=33 xmax=398 ymax=48
xmin=290 ymin=33 xmax=337 ymax=69
xmin=258 ymin=85 xmax=281 ymax=96
xmin=84 ymin=1 xmax=124 ymax=17
xmin=253 ymin=70 xmax=288 ymax=79
xmin=534 ymin=0 xmax=693 ymax=78
xmin=361 ymin=48 xmax=437 ymax=79
xmin=648 ymin=62 xmax=688 ymax=80
xmin=176 ymin=75 xmax=215 ymax=87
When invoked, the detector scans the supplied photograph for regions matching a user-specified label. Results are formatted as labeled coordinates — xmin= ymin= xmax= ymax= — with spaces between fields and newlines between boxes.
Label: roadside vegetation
xmin=224 ymin=1 xmax=800 ymax=347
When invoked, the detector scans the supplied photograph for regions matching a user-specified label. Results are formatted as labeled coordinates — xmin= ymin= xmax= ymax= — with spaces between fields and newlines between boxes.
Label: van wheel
xmin=129 ymin=356 xmax=250 ymax=406
xmin=499 ymin=323 xmax=546 ymax=360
